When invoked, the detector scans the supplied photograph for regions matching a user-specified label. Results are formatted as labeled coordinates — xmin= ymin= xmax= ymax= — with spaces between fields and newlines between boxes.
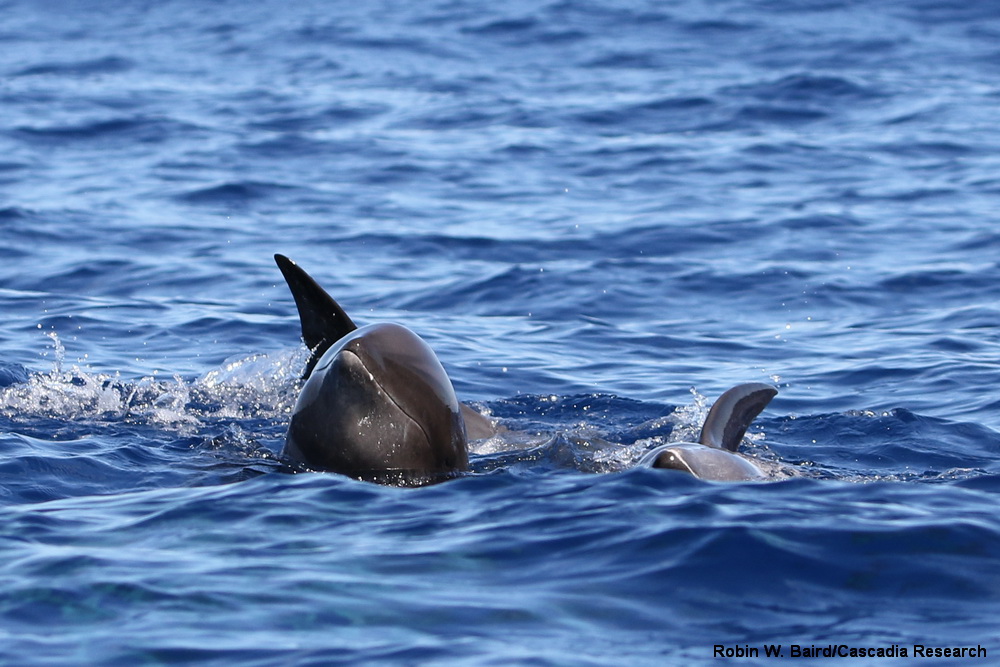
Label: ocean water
xmin=1 ymin=0 xmax=1000 ymax=663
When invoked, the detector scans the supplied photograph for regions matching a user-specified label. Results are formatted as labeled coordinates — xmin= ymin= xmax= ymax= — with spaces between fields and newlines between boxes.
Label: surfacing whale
xmin=275 ymin=254 xmax=474 ymax=485
xmin=639 ymin=383 xmax=778 ymax=481
xmin=275 ymin=254 xmax=776 ymax=485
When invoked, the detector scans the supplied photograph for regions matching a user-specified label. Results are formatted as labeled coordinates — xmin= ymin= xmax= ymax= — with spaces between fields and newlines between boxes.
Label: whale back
xmin=275 ymin=255 xmax=469 ymax=483
xmin=640 ymin=443 xmax=765 ymax=481
xmin=284 ymin=323 xmax=468 ymax=481
xmin=643 ymin=382 xmax=778 ymax=482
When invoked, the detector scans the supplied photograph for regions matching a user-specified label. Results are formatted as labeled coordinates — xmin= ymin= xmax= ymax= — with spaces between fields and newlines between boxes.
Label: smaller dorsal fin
xmin=274 ymin=254 xmax=357 ymax=378
xmin=699 ymin=383 xmax=778 ymax=452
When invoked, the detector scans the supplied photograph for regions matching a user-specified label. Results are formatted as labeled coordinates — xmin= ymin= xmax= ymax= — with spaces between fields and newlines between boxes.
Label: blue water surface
xmin=2 ymin=0 xmax=1000 ymax=663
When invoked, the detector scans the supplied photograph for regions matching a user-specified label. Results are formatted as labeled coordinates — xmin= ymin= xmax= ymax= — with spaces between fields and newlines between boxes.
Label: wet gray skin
xmin=640 ymin=383 xmax=778 ymax=481
xmin=275 ymin=255 xmax=470 ymax=483
xmin=284 ymin=322 xmax=469 ymax=480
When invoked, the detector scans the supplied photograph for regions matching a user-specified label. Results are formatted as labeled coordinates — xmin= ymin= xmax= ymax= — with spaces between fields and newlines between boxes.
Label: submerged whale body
xmin=640 ymin=383 xmax=778 ymax=481
xmin=275 ymin=254 xmax=469 ymax=484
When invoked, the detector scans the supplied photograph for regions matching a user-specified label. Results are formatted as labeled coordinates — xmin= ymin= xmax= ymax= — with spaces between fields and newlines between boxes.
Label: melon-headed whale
xmin=640 ymin=383 xmax=778 ymax=481
xmin=275 ymin=254 xmax=484 ymax=485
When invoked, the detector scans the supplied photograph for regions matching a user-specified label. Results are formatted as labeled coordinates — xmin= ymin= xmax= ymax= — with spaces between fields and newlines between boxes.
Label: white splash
xmin=0 ymin=333 xmax=308 ymax=434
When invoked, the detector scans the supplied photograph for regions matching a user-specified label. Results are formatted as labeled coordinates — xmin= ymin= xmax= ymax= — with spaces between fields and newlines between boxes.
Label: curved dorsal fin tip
xmin=699 ymin=382 xmax=778 ymax=452
xmin=274 ymin=254 xmax=358 ymax=378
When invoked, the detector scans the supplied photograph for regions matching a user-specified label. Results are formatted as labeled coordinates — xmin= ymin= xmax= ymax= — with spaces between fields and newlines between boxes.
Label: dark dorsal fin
xmin=699 ymin=382 xmax=778 ymax=452
xmin=274 ymin=254 xmax=357 ymax=378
